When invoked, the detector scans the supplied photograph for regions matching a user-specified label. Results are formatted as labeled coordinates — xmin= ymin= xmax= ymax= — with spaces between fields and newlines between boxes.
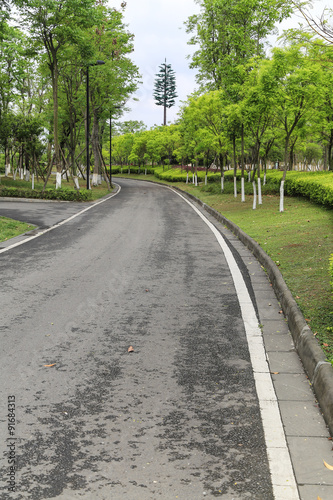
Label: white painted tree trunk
xmin=92 ymin=173 xmax=98 ymax=186
xmin=205 ymin=174 xmax=207 ymax=185
xmin=241 ymin=177 xmax=245 ymax=202
xmin=279 ymin=180 xmax=285 ymax=212
xmin=31 ymin=174 xmax=34 ymax=190
xmin=25 ymin=171 xmax=30 ymax=182
xmin=5 ymin=164 xmax=10 ymax=176
xmin=248 ymin=171 xmax=251 ymax=182
xmin=20 ymin=169 xmax=24 ymax=180
xmin=145 ymin=168 xmax=147 ymax=175
xmin=195 ymin=174 xmax=198 ymax=186
xmin=263 ymin=172 xmax=266 ymax=185
xmin=13 ymin=170 xmax=16 ymax=181
xmin=56 ymin=172 xmax=62 ymax=189
xmin=234 ymin=176 xmax=237 ymax=197
xmin=258 ymin=177 xmax=262 ymax=205
xmin=192 ymin=174 xmax=195 ymax=184
xmin=221 ymin=177 xmax=224 ymax=192
xmin=74 ymin=176 xmax=80 ymax=190
xmin=98 ymin=174 xmax=102 ymax=185
xmin=252 ymin=181 xmax=257 ymax=210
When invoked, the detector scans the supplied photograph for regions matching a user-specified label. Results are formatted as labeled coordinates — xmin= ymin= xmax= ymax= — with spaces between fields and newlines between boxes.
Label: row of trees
xmin=109 ymin=0 xmax=333 ymax=211
xmin=0 ymin=0 xmax=140 ymax=187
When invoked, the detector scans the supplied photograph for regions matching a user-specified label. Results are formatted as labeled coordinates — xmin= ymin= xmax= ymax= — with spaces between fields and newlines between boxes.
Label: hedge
xmin=0 ymin=186 xmax=92 ymax=201
xmin=152 ymin=168 xmax=333 ymax=208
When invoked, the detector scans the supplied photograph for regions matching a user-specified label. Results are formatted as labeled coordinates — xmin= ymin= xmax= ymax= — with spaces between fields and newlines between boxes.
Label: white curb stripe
xmin=0 ymin=185 xmax=121 ymax=255
xmin=171 ymin=189 xmax=299 ymax=500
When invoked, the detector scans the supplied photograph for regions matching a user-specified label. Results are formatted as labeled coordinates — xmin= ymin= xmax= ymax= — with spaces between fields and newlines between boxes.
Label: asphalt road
xmin=0 ymin=179 xmax=305 ymax=499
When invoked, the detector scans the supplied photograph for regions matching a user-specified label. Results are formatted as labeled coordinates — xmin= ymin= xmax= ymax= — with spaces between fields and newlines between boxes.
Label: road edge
xmin=172 ymin=185 xmax=333 ymax=437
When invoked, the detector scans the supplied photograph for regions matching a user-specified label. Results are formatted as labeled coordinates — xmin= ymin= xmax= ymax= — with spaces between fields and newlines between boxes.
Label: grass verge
xmin=0 ymin=217 xmax=35 ymax=243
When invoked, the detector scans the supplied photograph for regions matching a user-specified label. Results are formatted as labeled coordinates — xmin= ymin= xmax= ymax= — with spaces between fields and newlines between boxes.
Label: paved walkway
xmin=1 ymin=183 xmax=333 ymax=499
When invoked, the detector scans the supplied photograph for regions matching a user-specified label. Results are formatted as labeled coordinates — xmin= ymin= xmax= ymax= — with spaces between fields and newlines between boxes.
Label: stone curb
xmin=173 ymin=186 xmax=333 ymax=436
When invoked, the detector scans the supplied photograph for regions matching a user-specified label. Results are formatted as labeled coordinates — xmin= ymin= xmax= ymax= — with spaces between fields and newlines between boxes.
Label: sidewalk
xmin=192 ymin=195 xmax=333 ymax=500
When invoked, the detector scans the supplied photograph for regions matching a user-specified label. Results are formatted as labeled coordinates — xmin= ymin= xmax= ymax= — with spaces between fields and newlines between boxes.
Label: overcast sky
xmin=108 ymin=0 xmax=330 ymax=129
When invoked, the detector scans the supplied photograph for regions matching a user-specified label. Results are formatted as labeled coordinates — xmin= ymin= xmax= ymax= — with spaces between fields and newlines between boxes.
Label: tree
xmin=153 ymin=59 xmax=177 ymax=126
xmin=257 ymin=43 xmax=324 ymax=210
xmin=87 ymin=7 xmax=140 ymax=185
xmin=13 ymin=0 xmax=103 ymax=177
xmin=186 ymin=0 xmax=293 ymax=93
xmin=185 ymin=0 xmax=293 ymax=196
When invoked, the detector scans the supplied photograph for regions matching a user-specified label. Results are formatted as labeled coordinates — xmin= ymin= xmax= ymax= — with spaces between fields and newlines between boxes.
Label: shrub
xmin=0 ymin=186 xmax=92 ymax=201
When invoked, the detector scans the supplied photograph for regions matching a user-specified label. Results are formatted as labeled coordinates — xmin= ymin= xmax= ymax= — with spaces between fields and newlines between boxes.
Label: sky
xmin=108 ymin=0 xmax=331 ymax=129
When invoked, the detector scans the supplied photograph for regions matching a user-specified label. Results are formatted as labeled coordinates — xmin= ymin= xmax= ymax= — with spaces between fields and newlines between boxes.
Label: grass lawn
xmin=0 ymin=216 xmax=35 ymax=242
xmin=0 ymin=175 xmax=111 ymax=242
xmin=113 ymin=172 xmax=333 ymax=364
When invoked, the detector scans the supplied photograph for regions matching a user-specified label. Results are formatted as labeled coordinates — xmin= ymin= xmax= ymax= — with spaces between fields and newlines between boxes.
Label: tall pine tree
xmin=153 ymin=59 xmax=177 ymax=125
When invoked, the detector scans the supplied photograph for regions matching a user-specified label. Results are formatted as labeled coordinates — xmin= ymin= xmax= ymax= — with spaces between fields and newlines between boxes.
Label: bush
xmin=283 ymin=172 xmax=333 ymax=207
xmin=0 ymin=186 xmax=93 ymax=201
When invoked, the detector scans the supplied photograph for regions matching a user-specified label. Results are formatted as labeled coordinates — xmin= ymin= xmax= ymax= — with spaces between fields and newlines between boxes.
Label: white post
xmin=252 ymin=181 xmax=257 ymax=210
xmin=258 ymin=177 xmax=262 ymax=205
xmin=279 ymin=180 xmax=285 ymax=212
xmin=241 ymin=177 xmax=245 ymax=202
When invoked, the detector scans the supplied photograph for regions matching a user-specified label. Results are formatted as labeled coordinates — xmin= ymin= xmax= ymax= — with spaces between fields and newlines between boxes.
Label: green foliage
xmin=0 ymin=186 xmax=92 ymax=201
xmin=153 ymin=60 xmax=177 ymax=125
xmin=283 ymin=172 xmax=333 ymax=207
xmin=153 ymin=60 xmax=177 ymax=108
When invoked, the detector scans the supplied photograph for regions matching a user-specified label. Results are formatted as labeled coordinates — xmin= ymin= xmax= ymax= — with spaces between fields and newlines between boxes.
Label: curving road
xmin=0 ymin=179 xmax=332 ymax=499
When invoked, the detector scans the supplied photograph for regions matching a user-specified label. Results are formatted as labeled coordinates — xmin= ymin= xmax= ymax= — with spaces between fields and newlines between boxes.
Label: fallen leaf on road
xmin=271 ymin=372 xmax=279 ymax=375
xmin=323 ymin=460 xmax=333 ymax=470
xmin=44 ymin=363 xmax=56 ymax=367
xmin=317 ymin=496 xmax=322 ymax=500
xmin=128 ymin=346 xmax=134 ymax=353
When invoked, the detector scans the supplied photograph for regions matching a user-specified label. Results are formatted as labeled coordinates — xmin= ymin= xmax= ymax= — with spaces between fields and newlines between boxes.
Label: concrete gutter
xmin=175 ymin=187 xmax=333 ymax=436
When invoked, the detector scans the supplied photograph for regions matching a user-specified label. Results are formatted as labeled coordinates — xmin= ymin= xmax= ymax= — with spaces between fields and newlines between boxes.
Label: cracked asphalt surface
xmin=0 ymin=179 xmax=273 ymax=499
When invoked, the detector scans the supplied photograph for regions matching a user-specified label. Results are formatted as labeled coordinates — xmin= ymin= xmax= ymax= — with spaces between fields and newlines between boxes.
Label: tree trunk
xmin=233 ymin=134 xmax=237 ymax=198
xmin=280 ymin=135 xmax=290 ymax=212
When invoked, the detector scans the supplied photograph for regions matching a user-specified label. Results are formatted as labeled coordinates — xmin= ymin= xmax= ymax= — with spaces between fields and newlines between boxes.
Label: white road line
xmin=171 ymin=188 xmax=300 ymax=500
xmin=0 ymin=186 xmax=121 ymax=255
